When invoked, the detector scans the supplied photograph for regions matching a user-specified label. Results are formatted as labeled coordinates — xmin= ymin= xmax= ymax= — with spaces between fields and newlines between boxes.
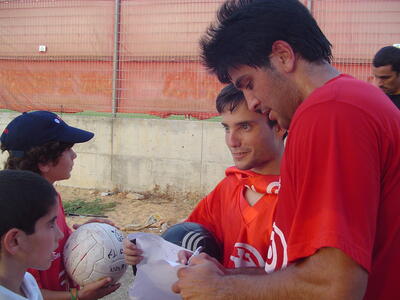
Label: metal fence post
xmin=112 ymin=0 xmax=121 ymax=117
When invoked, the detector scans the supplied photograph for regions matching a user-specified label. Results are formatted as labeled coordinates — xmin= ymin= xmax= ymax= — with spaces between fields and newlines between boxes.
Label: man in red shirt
xmin=172 ymin=0 xmax=400 ymax=299
xmin=185 ymin=84 xmax=284 ymax=269
xmin=124 ymin=84 xmax=285 ymax=271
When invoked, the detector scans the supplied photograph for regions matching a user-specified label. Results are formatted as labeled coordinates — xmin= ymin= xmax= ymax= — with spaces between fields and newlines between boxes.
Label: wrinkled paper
xmin=128 ymin=232 xmax=190 ymax=300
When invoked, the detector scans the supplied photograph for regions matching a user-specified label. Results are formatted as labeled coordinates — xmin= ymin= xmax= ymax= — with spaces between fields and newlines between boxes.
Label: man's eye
xmin=241 ymin=124 xmax=250 ymax=130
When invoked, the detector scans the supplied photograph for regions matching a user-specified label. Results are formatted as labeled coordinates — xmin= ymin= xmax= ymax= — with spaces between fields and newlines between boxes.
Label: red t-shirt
xmin=28 ymin=194 xmax=75 ymax=291
xmin=266 ymin=74 xmax=400 ymax=299
xmin=187 ymin=167 xmax=279 ymax=268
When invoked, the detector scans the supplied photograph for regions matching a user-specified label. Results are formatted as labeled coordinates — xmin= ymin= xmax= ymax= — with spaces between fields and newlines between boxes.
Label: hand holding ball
xmin=63 ymin=223 xmax=127 ymax=286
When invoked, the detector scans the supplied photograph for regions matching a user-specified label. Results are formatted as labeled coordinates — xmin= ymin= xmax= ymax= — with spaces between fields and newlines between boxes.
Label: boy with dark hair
xmin=124 ymin=84 xmax=285 ymax=271
xmin=172 ymin=0 xmax=400 ymax=299
xmin=372 ymin=45 xmax=400 ymax=108
xmin=0 ymin=169 xmax=62 ymax=300
xmin=1 ymin=111 xmax=119 ymax=300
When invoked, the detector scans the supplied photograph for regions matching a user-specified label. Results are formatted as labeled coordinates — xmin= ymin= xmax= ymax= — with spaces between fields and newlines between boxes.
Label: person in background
xmin=372 ymin=45 xmax=400 ymax=109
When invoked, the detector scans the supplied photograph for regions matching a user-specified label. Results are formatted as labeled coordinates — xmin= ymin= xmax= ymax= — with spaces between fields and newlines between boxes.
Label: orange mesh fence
xmin=0 ymin=0 xmax=399 ymax=118
xmin=0 ymin=0 xmax=115 ymax=113
xmin=314 ymin=0 xmax=400 ymax=83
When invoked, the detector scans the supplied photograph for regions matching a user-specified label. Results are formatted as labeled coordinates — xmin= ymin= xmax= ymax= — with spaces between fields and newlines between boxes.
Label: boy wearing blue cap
xmin=0 ymin=111 xmax=119 ymax=300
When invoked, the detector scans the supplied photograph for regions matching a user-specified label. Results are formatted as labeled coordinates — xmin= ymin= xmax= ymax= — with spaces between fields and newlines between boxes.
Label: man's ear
xmin=270 ymin=40 xmax=296 ymax=73
xmin=2 ymin=228 xmax=24 ymax=255
xmin=274 ymin=124 xmax=287 ymax=139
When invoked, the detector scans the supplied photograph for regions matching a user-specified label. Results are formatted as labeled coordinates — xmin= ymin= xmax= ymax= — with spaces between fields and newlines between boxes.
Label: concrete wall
xmin=0 ymin=112 xmax=233 ymax=195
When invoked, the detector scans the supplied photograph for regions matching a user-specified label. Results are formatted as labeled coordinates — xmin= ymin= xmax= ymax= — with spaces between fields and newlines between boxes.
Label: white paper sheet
xmin=127 ymin=232 xmax=190 ymax=300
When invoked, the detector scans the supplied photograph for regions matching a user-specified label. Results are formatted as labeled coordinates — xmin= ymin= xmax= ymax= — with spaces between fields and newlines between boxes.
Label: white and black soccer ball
xmin=161 ymin=222 xmax=222 ymax=261
xmin=63 ymin=222 xmax=127 ymax=286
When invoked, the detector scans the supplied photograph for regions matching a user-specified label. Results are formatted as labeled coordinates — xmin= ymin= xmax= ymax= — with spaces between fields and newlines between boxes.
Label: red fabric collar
xmin=225 ymin=166 xmax=280 ymax=195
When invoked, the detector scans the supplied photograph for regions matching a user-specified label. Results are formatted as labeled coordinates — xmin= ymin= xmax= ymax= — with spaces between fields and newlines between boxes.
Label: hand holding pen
xmin=187 ymin=246 xmax=204 ymax=265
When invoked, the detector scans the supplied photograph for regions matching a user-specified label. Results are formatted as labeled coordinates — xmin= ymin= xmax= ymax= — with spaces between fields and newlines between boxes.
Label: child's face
xmin=23 ymin=198 xmax=64 ymax=270
xmin=42 ymin=147 xmax=77 ymax=183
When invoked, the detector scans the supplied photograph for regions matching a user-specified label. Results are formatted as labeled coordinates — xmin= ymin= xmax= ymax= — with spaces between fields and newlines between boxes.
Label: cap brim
xmin=58 ymin=125 xmax=94 ymax=144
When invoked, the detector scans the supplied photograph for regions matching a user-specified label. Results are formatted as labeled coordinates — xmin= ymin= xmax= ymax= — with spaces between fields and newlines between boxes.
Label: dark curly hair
xmin=1 ymin=141 xmax=74 ymax=175
xmin=200 ymin=0 xmax=332 ymax=83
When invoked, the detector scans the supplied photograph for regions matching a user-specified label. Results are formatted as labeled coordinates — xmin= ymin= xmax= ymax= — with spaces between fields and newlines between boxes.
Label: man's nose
xmin=243 ymin=91 xmax=260 ymax=112
xmin=375 ymin=78 xmax=384 ymax=87
xmin=227 ymin=131 xmax=241 ymax=148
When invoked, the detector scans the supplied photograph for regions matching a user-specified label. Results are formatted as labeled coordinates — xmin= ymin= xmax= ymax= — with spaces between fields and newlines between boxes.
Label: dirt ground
xmin=57 ymin=185 xmax=202 ymax=299
xmin=58 ymin=185 xmax=200 ymax=233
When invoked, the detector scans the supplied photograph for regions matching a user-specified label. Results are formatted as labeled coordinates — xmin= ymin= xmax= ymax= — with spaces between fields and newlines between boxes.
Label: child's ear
xmin=2 ymin=228 xmax=24 ymax=255
xmin=38 ymin=163 xmax=50 ymax=174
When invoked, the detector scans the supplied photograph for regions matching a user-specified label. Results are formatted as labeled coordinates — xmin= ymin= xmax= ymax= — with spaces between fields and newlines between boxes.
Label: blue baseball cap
xmin=0 ymin=111 xmax=94 ymax=157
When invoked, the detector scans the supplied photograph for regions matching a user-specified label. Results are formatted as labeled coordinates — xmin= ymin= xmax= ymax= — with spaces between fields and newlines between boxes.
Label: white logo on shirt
xmin=265 ymin=222 xmax=288 ymax=273
xmin=246 ymin=181 xmax=280 ymax=194
xmin=266 ymin=181 xmax=280 ymax=194
xmin=230 ymin=243 xmax=265 ymax=267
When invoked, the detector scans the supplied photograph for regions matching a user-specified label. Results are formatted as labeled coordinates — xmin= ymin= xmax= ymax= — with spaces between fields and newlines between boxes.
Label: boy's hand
xmin=72 ymin=218 xmax=118 ymax=230
xmin=177 ymin=249 xmax=193 ymax=265
xmin=123 ymin=238 xmax=143 ymax=265
xmin=78 ymin=277 xmax=120 ymax=300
